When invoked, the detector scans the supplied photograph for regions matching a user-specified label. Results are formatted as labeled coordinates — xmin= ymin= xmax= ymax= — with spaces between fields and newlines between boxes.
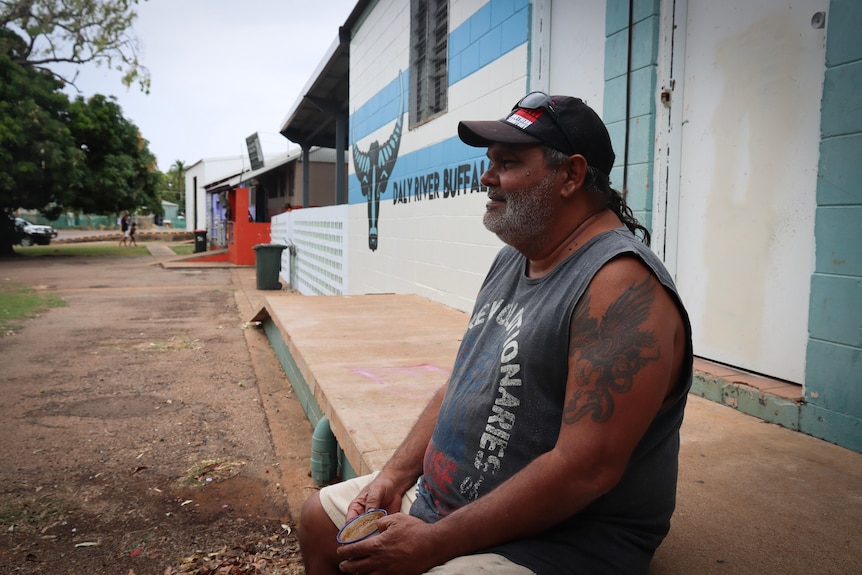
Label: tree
xmin=0 ymin=0 xmax=150 ymax=92
xmin=0 ymin=36 xmax=83 ymax=253
xmin=0 ymin=1 xmax=156 ymax=255
xmin=166 ymin=159 xmax=186 ymax=205
xmin=66 ymin=93 xmax=160 ymax=216
xmin=0 ymin=36 xmax=159 ymax=254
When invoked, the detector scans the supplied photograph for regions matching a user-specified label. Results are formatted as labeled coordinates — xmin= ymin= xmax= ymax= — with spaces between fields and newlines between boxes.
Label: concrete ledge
xmin=252 ymin=293 xmax=467 ymax=478
xmin=256 ymin=297 xmax=829 ymax=474
xmin=691 ymin=365 xmax=803 ymax=431
xmin=687 ymin=359 xmax=862 ymax=453
xmin=251 ymin=293 xmax=862 ymax=575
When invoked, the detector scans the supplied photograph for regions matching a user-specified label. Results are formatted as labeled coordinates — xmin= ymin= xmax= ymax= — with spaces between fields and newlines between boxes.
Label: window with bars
xmin=410 ymin=0 xmax=448 ymax=127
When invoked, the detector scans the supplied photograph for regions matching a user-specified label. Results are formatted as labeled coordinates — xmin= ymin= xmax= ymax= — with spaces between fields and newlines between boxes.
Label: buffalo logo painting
xmin=352 ymin=72 xmax=404 ymax=251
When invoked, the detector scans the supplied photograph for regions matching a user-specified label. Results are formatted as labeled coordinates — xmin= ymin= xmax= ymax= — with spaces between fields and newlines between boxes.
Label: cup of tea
xmin=336 ymin=508 xmax=388 ymax=544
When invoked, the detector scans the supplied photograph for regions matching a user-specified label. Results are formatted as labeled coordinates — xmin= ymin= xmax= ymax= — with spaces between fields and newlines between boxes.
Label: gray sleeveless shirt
xmin=410 ymin=227 xmax=693 ymax=574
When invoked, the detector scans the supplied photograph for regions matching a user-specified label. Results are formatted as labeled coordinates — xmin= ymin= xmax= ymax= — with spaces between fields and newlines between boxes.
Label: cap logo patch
xmin=506 ymin=108 xmax=544 ymax=130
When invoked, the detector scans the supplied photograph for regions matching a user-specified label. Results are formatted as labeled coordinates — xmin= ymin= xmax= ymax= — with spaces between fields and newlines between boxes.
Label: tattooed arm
xmin=335 ymin=255 xmax=687 ymax=575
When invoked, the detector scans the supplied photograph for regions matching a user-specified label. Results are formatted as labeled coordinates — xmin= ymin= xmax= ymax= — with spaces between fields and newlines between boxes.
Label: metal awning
xmin=203 ymin=151 xmax=303 ymax=193
xmin=203 ymin=171 xmax=245 ymax=193
xmin=278 ymin=33 xmax=349 ymax=149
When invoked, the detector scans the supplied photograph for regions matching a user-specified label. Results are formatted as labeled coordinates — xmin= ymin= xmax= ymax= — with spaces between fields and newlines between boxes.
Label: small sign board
xmin=246 ymin=133 xmax=264 ymax=171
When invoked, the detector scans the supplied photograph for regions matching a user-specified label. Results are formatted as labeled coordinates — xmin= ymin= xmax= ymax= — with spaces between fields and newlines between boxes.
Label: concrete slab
xmin=253 ymin=293 xmax=467 ymax=476
xmin=653 ymin=394 xmax=862 ymax=574
xmin=249 ymin=290 xmax=862 ymax=574
xmin=145 ymin=243 xmax=176 ymax=257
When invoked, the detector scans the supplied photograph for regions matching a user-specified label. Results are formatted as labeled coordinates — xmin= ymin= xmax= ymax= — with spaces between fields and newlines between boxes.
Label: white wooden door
xmin=656 ymin=0 xmax=827 ymax=383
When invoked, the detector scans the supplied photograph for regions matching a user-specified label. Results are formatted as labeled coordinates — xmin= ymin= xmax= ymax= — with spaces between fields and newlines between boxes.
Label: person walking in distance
xmin=119 ymin=213 xmax=130 ymax=246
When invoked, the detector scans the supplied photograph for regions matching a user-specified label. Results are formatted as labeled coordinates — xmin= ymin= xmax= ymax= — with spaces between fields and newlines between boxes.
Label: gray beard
xmin=483 ymin=170 xmax=557 ymax=251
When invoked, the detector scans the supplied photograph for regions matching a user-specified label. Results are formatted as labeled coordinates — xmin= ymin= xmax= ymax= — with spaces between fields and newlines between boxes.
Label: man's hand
xmin=345 ymin=384 xmax=448 ymax=525
xmin=336 ymin=513 xmax=442 ymax=575
xmin=345 ymin=472 xmax=408 ymax=523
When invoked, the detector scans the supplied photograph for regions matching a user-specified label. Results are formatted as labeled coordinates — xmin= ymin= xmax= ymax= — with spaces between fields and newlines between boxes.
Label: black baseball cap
xmin=458 ymin=92 xmax=616 ymax=176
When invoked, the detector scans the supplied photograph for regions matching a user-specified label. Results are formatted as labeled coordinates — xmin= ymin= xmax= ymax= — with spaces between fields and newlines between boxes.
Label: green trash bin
xmin=253 ymin=244 xmax=287 ymax=290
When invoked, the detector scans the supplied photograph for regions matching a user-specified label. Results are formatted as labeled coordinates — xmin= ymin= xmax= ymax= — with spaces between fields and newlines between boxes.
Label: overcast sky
xmin=64 ymin=0 xmax=357 ymax=172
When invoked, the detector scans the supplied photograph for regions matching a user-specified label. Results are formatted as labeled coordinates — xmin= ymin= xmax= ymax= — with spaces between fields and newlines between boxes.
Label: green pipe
xmin=311 ymin=417 xmax=338 ymax=485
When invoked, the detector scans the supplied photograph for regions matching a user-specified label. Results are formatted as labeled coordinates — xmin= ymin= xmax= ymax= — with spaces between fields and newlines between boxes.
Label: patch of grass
xmin=180 ymin=458 xmax=246 ymax=488
xmin=0 ymin=496 xmax=79 ymax=533
xmin=170 ymin=244 xmax=195 ymax=255
xmin=14 ymin=244 xmax=149 ymax=257
xmin=99 ymin=336 xmax=203 ymax=352
xmin=140 ymin=335 xmax=203 ymax=351
xmin=0 ymin=282 xmax=67 ymax=334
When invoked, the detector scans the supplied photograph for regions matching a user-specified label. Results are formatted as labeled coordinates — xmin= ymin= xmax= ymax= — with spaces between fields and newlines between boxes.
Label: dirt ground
xmin=0 ymin=249 xmax=316 ymax=574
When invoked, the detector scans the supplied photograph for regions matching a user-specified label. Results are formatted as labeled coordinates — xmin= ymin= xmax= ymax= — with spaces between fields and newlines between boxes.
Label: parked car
xmin=15 ymin=217 xmax=58 ymax=246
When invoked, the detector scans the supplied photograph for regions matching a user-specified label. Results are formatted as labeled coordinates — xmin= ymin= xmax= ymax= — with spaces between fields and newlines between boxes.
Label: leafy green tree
xmin=0 ymin=1 xmax=156 ymax=255
xmin=0 ymin=34 xmax=83 ymax=253
xmin=66 ymin=93 xmax=160 ymax=216
xmin=1 ymin=38 xmax=158 ymax=254
xmin=166 ymin=159 xmax=186 ymax=205
xmin=0 ymin=0 xmax=150 ymax=92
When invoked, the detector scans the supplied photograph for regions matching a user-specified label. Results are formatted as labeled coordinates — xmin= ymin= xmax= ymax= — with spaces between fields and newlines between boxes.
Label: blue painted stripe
xmin=350 ymin=71 xmax=410 ymax=143
xmin=348 ymin=136 xmax=488 ymax=205
xmin=351 ymin=0 xmax=529 ymax=141
xmin=449 ymin=0 xmax=529 ymax=86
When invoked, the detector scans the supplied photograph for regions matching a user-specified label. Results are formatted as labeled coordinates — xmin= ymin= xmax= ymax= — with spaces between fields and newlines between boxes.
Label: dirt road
xmin=0 ymin=250 xmax=314 ymax=574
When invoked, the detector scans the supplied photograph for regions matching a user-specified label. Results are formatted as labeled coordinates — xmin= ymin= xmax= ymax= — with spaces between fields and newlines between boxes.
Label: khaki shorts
xmin=318 ymin=473 xmax=536 ymax=575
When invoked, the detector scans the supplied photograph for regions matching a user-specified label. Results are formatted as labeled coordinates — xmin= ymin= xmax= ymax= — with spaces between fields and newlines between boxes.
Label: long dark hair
xmin=544 ymin=147 xmax=651 ymax=246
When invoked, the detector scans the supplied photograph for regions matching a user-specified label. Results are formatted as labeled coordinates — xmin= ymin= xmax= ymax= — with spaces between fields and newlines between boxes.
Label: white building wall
xmin=544 ymin=0 xmax=606 ymax=113
xmin=183 ymin=156 xmax=246 ymax=231
xmin=349 ymin=0 xmax=411 ymax=114
xmin=345 ymin=0 xmax=607 ymax=313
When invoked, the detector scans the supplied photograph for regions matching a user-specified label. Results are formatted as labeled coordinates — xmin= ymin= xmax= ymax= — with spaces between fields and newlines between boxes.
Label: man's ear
xmin=560 ymin=154 xmax=589 ymax=198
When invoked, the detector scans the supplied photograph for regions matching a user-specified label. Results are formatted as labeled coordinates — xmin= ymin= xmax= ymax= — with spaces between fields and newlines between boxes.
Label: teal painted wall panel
xmin=624 ymin=162 xmax=652 ymax=212
xmin=603 ymin=75 xmax=628 ymax=124
xmin=815 ymin=206 xmax=862 ymax=276
xmin=820 ymin=61 xmax=862 ymax=138
xmin=808 ymin=274 xmax=862 ymax=347
xmin=826 ymin=0 xmax=862 ymax=67
xmin=629 ymin=66 xmax=657 ymax=118
xmin=606 ymin=0 xmax=660 ymax=37
xmin=799 ymin=403 xmax=862 ymax=454
xmin=605 ymin=28 xmax=629 ymax=81
xmin=627 ymin=114 xmax=654 ymax=165
xmin=606 ymin=0 xmax=629 ymax=36
xmin=818 ymin=134 xmax=862 ymax=206
xmin=805 ymin=339 xmax=862 ymax=414
xmin=631 ymin=210 xmax=650 ymax=232
xmin=805 ymin=0 xmax=862 ymax=452
xmin=633 ymin=0 xmax=660 ymax=23
xmin=630 ymin=15 xmax=659 ymax=71
xmin=603 ymin=0 xmax=658 ymax=233
xmin=603 ymin=8 xmax=659 ymax=83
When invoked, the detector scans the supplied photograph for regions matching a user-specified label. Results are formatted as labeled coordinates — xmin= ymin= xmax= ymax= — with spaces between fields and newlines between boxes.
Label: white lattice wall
xmin=271 ymin=205 xmax=349 ymax=296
